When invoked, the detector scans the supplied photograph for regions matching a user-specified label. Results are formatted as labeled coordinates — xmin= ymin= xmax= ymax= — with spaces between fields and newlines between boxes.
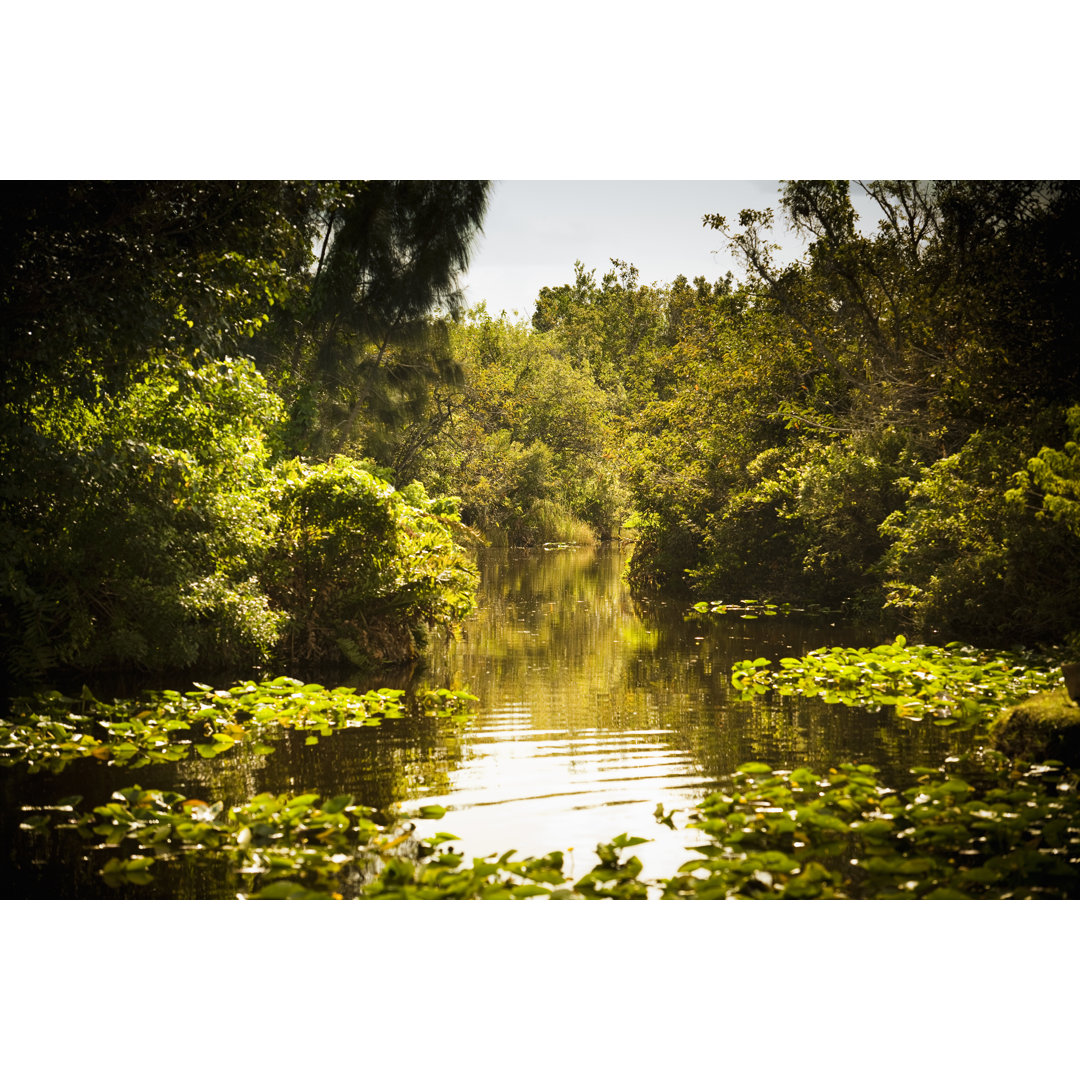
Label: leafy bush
xmin=880 ymin=428 xmax=1080 ymax=645
xmin=1 ymin=359 xmax=478 ymax=682
xmin=264 ymin=457 xmax=477 ymax=665
xmin=408 ymin=311 xmax=626 ymax=544
xmin=1 ymin=355 xmax=286 ymax=680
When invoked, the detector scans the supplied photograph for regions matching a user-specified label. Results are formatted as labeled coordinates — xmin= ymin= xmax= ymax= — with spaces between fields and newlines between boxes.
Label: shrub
xmin=1 ymin=355 xmax=286 ymax=680
xmin=264 ymin=457 xmax=476 ymax=665
xmin=880 ymin=428 xmax=1080 ymax=645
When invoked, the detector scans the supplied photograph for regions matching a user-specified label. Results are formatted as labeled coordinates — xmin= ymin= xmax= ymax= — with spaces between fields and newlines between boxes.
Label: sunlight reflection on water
xmin=403 ymin=543 xmax=959 ymax=881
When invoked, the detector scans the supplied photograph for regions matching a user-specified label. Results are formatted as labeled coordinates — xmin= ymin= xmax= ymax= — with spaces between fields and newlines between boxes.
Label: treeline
xmin=1 ymin=182 xmax=487 ymax=683
xmin=496 ymin=181 xmax=1080 ymax=649
xmin=6 ymin=180 xmax=1079 ymax=684
xmin=397 ymin=181 xmax=1080 ymax=650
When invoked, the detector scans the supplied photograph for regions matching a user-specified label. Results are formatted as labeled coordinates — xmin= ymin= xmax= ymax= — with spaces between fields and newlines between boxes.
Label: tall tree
xmin=0 ymin=181 xmax=321 ymax=408
xmin=261 ymin=180 xmax=491 ymax=459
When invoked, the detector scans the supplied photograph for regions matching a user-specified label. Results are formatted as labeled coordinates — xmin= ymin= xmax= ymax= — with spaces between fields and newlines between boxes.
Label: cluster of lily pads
xmin=659 ymin=755 xmax=1080 ymax=898
xmin=691 ymin=599 xmax=838 ymax=619
xmin=731 ymin=636 xmax=1062 ymax=730
xmin=7 ymin=637 xmax=1080 ymax=898
xmin=0 ymin=677 xmax=477 ymax=774
xmin=18 ymin=783 xmax=654 ymax=899
xmin=21 ymin=751 xmax=1080 ymax=899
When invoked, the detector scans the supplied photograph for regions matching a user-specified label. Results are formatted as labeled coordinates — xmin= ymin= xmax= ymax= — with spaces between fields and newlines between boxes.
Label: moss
xmin=989 ymin=689 xmax=1080 ymax=765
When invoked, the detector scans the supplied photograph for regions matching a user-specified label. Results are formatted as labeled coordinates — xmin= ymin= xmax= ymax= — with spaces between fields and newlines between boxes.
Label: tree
xmin=259 ymin=181 xmax=491 ymax=460
xmin=625 ymin=180 xmax=1080 ymax=645
xmin=1 ymin=181 xmax=491 ymax=683
xmin=0 ymin=181 xmax=320 ymax=407
xmin=407 ymin=308 xmax=627 ymax=544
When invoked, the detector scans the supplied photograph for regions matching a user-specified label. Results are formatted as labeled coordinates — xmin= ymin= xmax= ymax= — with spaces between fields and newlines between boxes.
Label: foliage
xmin=264 ymin=457 xmax=478 ymax=665
xmin=21 ymin=781 xmax=591 ymax=898
xmin=730 ymin=636 xmax=1062 ymax=731
xmin=406 ymin=308 xmax=627 ymax=544
xmin=20 ymin=742 xmax=1080 ymax=900
xmin=1 ymin=182 xmax=488 ymax=682
xmin=260 ymin=181 xmax=490 ymax=459
xmin=49 ymin=785 xmax=391 ymax=897
xmin=880 ymin=425 xmax=1080 ymax=644
xmin=663 ymin=755 xmax=1080 ymax=899
xmin=572 ymin=833 xmax=651 ymax=898
xmin=0 ymin=677 xmax=478 ymax=774
xmin=1 ymin=354 xmax=287 ymax=679
xmin=531 ymin=259 xmax=671 ymax=400
xmin=1009 ymin=404 xmax=1080 ymax=538
xmin=691 ymin=598 xmax=840 ymax=618
xmin=622 ymin=181 xmax=1080 ymax=646
xmin=10 ymin=633 xmax=1080 ymax=899
xmin=1 ymin=181 xmax=320 ymax=406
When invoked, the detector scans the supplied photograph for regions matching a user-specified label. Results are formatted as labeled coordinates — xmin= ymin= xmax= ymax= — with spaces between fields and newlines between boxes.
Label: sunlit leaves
xmin=731 ymin=637 xmax=1061 ymax=729
xmin=0 ymin=678 xmax=479 ymax=774
xmin=19 ymin=735 xmax=1080 ymax=899
xmin=664 ymin=754 xmax=1080 ymax=899
xmin=691 ymin=599 xmax=839 ymax=619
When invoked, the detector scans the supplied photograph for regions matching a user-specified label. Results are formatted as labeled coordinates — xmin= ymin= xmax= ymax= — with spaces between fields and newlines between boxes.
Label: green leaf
xmin=511 ymin=884 xmax=550 ymax=898
xmin=320 ymin=795 xmax=353 ymax=815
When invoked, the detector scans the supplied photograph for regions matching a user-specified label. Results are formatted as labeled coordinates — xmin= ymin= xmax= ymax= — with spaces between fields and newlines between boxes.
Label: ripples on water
xmin=406 ymin=543 xmax=960 ymax=880
xmin=1 ymin=542 xmax=965 ymax=895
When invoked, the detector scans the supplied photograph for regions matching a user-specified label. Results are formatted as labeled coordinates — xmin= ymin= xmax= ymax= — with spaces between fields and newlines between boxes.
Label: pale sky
xmin=459 ymin=180 xmax=878 ymax=320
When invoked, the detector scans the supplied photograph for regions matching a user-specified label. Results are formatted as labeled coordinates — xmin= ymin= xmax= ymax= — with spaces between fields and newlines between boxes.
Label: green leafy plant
xmin=663 ymin=755 xmax=1080 ymax=899
xmin=26 ymin=783 xmax=587 ymax=899
xmin=691 ymin=598 xmax=840 ymax=619
xmin=731 ymin=637 xmax=1061 ymax=730
xmin=0 ymin=678 xmax=478 ymax=774
xmin=264 ymin=457 xmax=478 ymax=665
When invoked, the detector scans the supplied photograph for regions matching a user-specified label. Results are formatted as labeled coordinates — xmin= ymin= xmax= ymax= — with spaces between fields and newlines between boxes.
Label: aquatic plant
xmin=730 ymin=636 xmax=1061 ymax=730
xmin=662 ymin=755 xmax=1080 ymax=899
xmin=690 ymin=599 xmax=840 ymax=619
xmin=20 ymin=784 xmax=581 ymax=899
xmin=0 ymin=678 xmax=478 ymax=774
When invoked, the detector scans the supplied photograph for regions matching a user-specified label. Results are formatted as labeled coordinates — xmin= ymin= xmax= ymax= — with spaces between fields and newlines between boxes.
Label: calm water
xmin=1 ymin=543 xmax=963 ymax=897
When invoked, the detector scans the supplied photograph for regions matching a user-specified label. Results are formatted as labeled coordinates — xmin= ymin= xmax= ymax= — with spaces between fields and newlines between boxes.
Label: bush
xmin=264 ymin=457 xmax=477 ymax=665
xmin=1 ymin=355 xmax=286 ymax=680
xmin=1 ymin=358 xmax=478 ymax=683
xmin=684 ymin=430 xmax=920 ymax=608
xmin=880 ymin=428 xmax=1080 ymax=645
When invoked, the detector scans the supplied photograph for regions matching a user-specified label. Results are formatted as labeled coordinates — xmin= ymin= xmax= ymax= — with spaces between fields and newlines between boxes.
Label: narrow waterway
xmin=1 ymin=543 xmax=964 ymax=897
xmin=405 ymin=543 xmax=959 ymax=879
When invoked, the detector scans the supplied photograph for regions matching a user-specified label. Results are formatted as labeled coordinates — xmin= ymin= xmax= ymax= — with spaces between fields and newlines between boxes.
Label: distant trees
xmin=624 ymin=180 xmax=1080 ymax=647
xmin=8 ymin=178 xmax=1078 ymax=679
xmin=406 ymin=307 xmax=627 ymax=545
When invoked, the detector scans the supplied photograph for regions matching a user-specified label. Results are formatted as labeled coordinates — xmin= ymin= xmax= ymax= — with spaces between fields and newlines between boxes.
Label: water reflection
xmin=1 ymin=542 xmax=968 ymax=896
xmin=413 ymin=544 xmax=963 ymax=879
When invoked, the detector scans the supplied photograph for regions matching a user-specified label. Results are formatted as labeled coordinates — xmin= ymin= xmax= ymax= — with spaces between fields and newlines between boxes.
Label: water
xmin=0 ymin=543 xmax=963 ymax=896
xmin=410 ymin=544 xmax=958 ymax=878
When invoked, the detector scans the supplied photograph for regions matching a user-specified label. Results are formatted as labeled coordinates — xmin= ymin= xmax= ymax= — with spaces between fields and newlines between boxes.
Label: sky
xmin=458 ymin=180 xmax=878 ymax=320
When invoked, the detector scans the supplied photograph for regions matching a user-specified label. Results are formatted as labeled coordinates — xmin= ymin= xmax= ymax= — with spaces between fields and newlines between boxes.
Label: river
xmin=1 ymin=542 xmax=962 ymax=897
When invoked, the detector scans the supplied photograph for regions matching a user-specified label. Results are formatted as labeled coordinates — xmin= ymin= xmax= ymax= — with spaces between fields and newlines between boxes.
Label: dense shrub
xmin=264 ymin=457 xmax=477 ymax=665
xmin=408 ymin=311 xmax=626 ymax=545
xmin=880 ymin=428 xmax=1080 ymax=646
xmin=1 ymin=356 xmax=286 ymax=680
xmin=691 ymin=431 xmax=923 ymax=608
xmin=1 ymin=359 xmax=477 ymax=683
